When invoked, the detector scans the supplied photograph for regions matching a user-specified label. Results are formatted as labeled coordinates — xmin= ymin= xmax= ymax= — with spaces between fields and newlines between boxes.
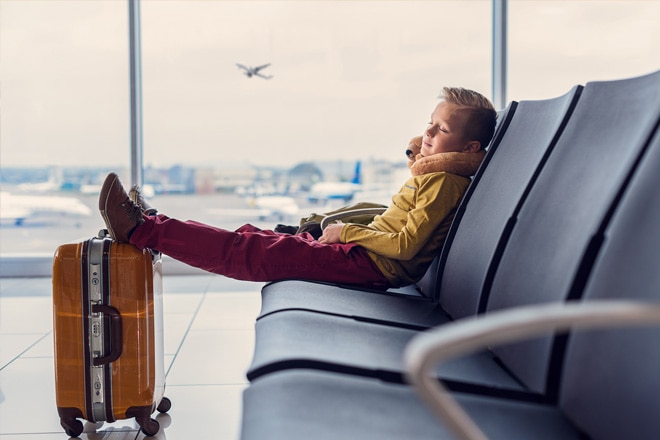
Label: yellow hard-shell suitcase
xmin=52 ymin=230 xmax=170 ymax=437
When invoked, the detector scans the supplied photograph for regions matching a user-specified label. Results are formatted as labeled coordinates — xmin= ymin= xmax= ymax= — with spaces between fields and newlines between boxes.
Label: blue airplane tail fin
xmin=351 ymin=161 xmax=362 ymax=184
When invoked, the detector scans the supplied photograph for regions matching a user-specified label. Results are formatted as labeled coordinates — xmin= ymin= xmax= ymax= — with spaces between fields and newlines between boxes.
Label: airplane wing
xmin=254 ymin=63 xmax=271 ymax=71
xmin=255 ymin=73 xmax=273 ymax=80
xmin=236 ymin=63 xmax=249 ymax=71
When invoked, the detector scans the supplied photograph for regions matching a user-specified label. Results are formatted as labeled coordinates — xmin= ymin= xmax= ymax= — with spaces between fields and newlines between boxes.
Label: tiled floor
xmin=0 ymin=275 xmax=263 ymax=439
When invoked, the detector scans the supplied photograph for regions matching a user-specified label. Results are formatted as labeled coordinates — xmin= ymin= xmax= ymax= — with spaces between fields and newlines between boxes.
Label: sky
xmin=1 ymin=0 xmax=659 ymax=170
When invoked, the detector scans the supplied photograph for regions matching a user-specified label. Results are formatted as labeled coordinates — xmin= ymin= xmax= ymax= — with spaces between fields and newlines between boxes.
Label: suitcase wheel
xmin=138 ymin=417 xmax=160 ymax=437
xmin=157 ymin=396 xmax=172 ymax=414
xmin=61 ymin=419 xmax=84 ymax=438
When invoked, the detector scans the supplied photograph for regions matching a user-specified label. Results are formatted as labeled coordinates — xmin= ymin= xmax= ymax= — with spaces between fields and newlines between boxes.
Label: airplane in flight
xmin=236 ymin=63 xmax=273 ymax=79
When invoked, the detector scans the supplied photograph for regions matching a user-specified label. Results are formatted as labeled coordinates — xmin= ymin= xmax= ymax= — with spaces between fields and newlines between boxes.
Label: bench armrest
xmin=404 ymin=300 xmax=660 ymax=440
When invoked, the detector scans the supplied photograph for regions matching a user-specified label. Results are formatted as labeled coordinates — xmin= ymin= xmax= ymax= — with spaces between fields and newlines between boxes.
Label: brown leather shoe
xmin=129 ymin=185 xmax=158 ymax=216
xmin=99 ymin=173 xmax=144 ymax=243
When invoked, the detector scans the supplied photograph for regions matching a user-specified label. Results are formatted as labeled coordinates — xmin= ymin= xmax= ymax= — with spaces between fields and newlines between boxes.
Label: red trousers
xmin=129 ymin=215 xmax=391 ymax=289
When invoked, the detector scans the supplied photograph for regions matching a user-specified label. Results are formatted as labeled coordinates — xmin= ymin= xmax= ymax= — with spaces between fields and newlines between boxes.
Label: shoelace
xmin=121 ymin=198 xmax=143 ymax=224
xmin=129 ymin=185 xmax=156 ymax=215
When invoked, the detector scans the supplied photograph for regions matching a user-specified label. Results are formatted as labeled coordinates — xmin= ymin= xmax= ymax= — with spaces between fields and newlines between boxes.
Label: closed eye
xmin=428 ymin=122 xmax=449 ymax=133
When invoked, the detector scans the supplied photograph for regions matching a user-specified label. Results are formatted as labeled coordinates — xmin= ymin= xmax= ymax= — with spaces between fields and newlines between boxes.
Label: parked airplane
xmin=307 ymin=161 xmax=362 ymax=203
xmin=206 ymin=194 xmax=301 ymax=222
xmin=250 ymin=195 xmax=300 ymax=220
xmin=0 ymin=191 xmax=92 ymax=226
xmin=236 ymin=63 xmax=273 ymax=79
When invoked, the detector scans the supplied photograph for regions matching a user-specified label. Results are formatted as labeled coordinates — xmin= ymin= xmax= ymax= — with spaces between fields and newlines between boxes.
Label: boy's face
xmin=421 ymin=101 xmax=477 ymax=156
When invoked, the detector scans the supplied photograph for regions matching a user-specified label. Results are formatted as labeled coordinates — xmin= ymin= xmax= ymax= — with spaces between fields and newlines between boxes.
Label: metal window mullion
xmin=128 ymin=0 xmax=143 ymax=188
xmin=492 ymin=0 xmax=508 ymax=110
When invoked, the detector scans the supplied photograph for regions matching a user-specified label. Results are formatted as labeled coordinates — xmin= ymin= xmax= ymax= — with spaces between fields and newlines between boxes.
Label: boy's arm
xmin=340 ymin=173 xmax=466 ymax=260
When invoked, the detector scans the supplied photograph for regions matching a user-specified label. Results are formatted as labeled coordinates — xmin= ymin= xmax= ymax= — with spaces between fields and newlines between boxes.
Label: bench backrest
xmin=437 ymin=87 xmax=582 ymax=314
xmin=486 ymin=69 xmax=660 ymax=394
xmin=559 ymin=126 xmax=660 ymax=439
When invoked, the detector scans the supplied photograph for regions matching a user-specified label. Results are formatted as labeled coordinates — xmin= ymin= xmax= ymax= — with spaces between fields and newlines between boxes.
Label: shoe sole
xmin=99 ymin=173 xmax=119 ymax=241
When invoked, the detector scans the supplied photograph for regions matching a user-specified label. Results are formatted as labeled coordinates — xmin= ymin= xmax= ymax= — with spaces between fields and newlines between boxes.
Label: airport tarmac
xmin=0 ymin=192 xmax=316 ymax=255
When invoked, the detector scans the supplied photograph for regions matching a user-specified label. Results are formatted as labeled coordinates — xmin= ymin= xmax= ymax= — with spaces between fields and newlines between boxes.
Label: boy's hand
xmin=318 ymin=222 xmax=344 ymax=244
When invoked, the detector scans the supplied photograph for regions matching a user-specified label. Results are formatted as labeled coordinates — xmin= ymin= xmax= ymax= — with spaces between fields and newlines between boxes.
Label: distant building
xmin=288 ymin=162 xmax=323 ymax=192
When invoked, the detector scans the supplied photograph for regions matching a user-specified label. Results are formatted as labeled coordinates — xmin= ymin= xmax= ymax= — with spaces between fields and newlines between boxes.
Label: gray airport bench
xmin=241 ymin=69 xmax=660 ymax=439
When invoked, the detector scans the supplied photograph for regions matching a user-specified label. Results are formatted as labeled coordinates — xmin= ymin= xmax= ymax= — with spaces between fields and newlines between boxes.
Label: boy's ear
xmin=464 ymin=140 xmax=481 ymax=153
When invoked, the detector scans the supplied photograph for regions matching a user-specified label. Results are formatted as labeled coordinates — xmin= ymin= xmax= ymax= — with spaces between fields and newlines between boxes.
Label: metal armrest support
xmin=320 ymin=208 xmax=387 ymax=230
xmin=404 ymin=300 xmax=660 ymax=440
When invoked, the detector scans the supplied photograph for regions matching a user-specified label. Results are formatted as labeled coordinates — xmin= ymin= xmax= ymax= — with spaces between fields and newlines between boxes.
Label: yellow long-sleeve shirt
xmin=340 ymin=172 xmax=470 ymax=287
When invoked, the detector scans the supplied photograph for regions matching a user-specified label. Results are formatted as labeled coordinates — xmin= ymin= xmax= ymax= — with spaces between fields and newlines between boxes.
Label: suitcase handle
xmin=92 ymin=304 xmax=123 ymax=366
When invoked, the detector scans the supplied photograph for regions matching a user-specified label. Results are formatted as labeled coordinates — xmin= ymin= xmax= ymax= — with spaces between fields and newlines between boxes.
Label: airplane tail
xmin=351 ymin=161 xmax=362 ymax=185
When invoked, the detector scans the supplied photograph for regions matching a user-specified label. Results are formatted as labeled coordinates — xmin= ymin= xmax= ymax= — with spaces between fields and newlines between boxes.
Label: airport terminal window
xmin=507 ymin=0 xmax=660 ymax=101
xmin=3 ymin=0 xmax=659 ymax=263
xmin=135 ymin=0 xmax=493 ymax=233
xmin=0 ymin=1 xmax=130 ymax=260
xmin=1 ymin=1 xmax=492 ymax=259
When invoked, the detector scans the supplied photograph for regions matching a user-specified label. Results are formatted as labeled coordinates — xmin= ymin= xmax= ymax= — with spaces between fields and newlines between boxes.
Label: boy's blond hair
xmin=440 ymin=87 xmax=497 ymax=150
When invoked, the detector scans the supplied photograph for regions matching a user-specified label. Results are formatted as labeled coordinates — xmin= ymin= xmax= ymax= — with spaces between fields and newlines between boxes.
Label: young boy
xmin=99 ymin=87 xmax=496 ymax=289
